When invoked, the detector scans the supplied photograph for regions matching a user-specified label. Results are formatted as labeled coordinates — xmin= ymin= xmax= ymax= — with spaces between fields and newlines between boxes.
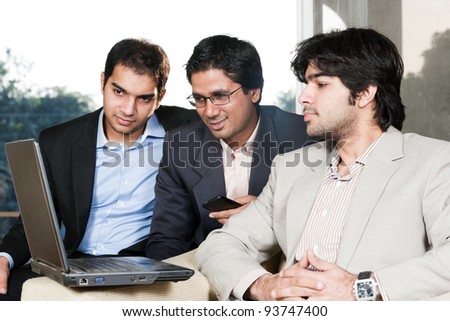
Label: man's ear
xmin=158 ymin=88 xmax=166 ymax=102
xmin=100 ymin=72 xmax=105 ymax=95
xmin=357 ymin=84 xmax=377 ymax=108
xmin=155 ymin=88 xmax=166 ymax=110
xmin=249 ymin=88 xmax=262 ymax=104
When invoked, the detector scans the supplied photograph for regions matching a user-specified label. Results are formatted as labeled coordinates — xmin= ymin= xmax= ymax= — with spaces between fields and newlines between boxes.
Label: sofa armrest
xmin=21 ymin=249 xmax=217 ymax=301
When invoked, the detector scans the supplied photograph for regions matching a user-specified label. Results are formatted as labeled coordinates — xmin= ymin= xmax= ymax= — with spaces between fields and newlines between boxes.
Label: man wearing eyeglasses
xmin=146 ymin=35 xmax=310 ymax=260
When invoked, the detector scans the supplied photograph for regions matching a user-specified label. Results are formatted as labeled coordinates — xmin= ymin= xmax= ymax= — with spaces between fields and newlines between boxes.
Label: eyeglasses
xmin=186 ymin=86 xmax=242 ymax=108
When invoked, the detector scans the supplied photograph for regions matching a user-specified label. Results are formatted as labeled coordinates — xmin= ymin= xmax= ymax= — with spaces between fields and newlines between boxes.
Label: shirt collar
xmin=329 ymin=132 xmax=385 ymax=179
xmin=96 ymin=109 xmax=165 ymax=148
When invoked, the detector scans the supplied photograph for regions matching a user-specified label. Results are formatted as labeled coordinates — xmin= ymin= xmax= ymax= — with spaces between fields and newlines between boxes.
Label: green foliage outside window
xmin=0 ymin=50 xmax=95 ymax=237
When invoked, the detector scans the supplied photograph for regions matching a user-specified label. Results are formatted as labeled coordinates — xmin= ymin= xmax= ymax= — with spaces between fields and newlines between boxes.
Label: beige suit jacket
xmin=197 ymin=126 xmax=450 ymax=300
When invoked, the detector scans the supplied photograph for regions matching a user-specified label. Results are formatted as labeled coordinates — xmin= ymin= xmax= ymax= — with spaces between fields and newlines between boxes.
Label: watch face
xmin=357 ymin=281 xmax=374 ymax=299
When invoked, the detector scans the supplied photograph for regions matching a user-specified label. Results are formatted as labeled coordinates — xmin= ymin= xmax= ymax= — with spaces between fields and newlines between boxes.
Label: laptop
xmin=5 ymin=139 xmax=194 ymax=287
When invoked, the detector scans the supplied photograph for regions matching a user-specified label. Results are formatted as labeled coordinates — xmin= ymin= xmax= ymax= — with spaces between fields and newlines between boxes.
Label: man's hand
xmin=0 ymin=256 xmax=10 ymax=295
xmin=279 ymin=250 xmax=357 ymax=301
xmin=209 ymin=195 xmax=256 ymax=224
xmin=245 ymin=251 xmax=324 ymax=300
xmin=246 ymin=250 xmax=358 ymax=301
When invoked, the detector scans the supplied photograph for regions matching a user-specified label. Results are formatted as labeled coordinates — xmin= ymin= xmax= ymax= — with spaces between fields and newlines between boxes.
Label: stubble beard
xmin=307 ymin=104 xmax=358 ymax=144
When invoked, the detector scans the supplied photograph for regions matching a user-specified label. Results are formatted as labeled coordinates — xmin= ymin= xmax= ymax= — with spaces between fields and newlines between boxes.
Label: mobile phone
xmin=202 ymin=195 xmax=243 ymax=212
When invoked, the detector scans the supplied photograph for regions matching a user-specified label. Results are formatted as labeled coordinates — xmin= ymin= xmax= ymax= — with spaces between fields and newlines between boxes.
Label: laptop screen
xmin=5 ymin=139 xmax=70 ymax=273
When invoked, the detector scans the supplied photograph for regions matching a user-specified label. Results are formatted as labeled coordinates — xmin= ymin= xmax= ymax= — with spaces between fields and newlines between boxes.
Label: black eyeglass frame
xmin=186 ymin=86 xmax=242 ymax=108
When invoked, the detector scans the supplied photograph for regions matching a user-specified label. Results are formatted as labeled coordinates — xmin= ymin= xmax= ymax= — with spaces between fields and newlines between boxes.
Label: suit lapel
xmin=285 ymin=142 xmax=331 ymax=264
xmin=70 ymin=110 xmax=99 ymax=236
xmin=192 ymin=129 xmax=227 ymax=202
xmin=337 ymin=127 xmax=404 ymax=268
xmin=285 ymin=168 xmax=326 ymax=264
xmin=249 ymin=108 xmax=276 ymax=195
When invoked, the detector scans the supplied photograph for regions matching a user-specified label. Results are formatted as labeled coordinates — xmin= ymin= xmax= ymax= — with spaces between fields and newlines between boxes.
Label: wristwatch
xmin=353 ymin=271 xmax=378 ymax=301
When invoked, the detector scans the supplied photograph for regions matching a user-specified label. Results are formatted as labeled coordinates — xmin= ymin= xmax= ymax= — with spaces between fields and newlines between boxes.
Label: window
xmin=0 ymin=0 xmax=298 ymax=236
xmin=300 ymin=0 xmax=450 ymax=141
xmin=1 ymin=0 xmax=449 ymax=237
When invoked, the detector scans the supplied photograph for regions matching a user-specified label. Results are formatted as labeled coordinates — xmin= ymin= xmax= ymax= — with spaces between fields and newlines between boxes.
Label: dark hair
xmin=103 ymin=38 xmax=170 ymax=97
xmin=185 ymin=35 xmax=264 ymax=103
xmin=291 ymin=28 xmax=405 ymax=131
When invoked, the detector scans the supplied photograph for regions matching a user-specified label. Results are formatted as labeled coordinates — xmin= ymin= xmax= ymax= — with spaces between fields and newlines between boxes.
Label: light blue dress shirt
xmin=0 ymin=111 xmax=165 ymax=268
xmin=75 ymin=110 xmax=165 ymax=255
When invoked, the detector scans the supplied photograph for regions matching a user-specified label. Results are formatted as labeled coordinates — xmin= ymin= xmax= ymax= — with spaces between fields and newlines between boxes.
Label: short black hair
xmin=103 ymin=38 xmax=170 ymax=97
xmin=185 ymin=35 xmax=264 ymax=103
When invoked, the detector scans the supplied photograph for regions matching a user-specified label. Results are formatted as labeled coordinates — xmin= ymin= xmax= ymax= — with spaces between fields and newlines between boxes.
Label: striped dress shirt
xmin=232 ymin=134 xmax=385 ymax=300
xmin=295 ymin=136 xmax=382 ymax=265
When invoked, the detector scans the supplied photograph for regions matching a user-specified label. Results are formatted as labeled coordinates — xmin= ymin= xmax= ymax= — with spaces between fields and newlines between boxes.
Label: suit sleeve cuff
xmin=232 ymin=268 xmax=272 ymax=300
xmin=373 ymin=272 xmax=389 ymax=301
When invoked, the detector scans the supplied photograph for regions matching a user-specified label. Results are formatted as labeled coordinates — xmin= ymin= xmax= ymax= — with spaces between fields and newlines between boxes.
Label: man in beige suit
xmin=197 ymin=28 xmax=450 ymax=301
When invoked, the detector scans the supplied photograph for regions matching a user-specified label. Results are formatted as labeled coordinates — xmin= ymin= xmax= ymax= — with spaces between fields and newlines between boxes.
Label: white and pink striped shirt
xmin=295 ymin=136 xmax=381 ymax=265
xmin=233 ymin=134 xmax=387 ymax=300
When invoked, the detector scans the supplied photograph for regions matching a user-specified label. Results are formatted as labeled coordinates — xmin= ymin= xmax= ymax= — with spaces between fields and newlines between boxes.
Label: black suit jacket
xmin=146 ymin=105 xmax=310 ymax=260
xmin=0 ymin=106 xmax=199 ymax=267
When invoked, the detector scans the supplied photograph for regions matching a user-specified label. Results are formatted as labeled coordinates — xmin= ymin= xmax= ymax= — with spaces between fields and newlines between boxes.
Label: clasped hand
xmin=247 ymin=249 xmax=357 ymax=301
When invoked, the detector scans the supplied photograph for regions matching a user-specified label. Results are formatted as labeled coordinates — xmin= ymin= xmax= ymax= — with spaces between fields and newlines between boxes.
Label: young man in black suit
xmin=0 ymin=38 xmax=198 ymax=300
